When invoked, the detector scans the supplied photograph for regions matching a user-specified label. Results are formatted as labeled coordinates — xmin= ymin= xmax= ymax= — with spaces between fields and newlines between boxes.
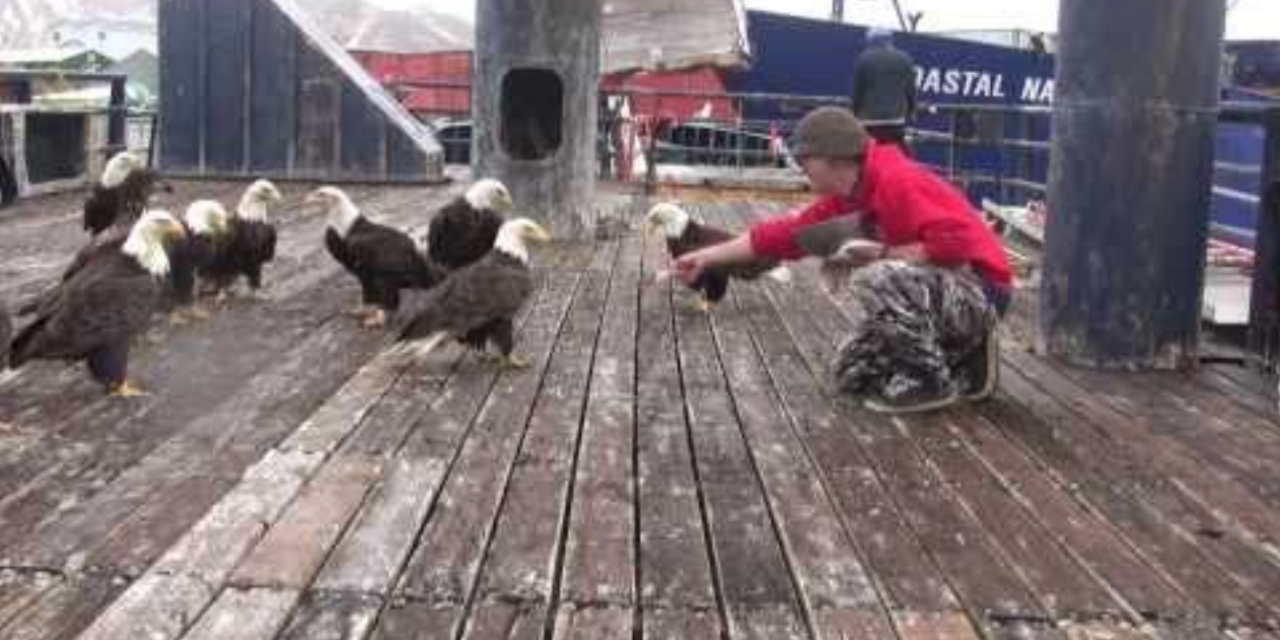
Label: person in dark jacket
xmin=674 ymin=107 xmax=1011 ymax=415
xmin=850 ymin=27 xmax=917 ymax=149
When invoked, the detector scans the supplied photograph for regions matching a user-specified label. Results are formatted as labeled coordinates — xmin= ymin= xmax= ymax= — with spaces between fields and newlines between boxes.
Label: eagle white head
xmin=465 ymin=178 xmax=515 ymax=213
xmin=305 ymin=186 xmax=362 ymax=238
xmin=123 ymin=209 xmax=187 ymax=277
xmin=236 ymin=179 xmax=283 ymax=222
xmin=183 ymin=200 xmax=231 ymax=237
xmin=494 ymin=217 xmax=552 ymax=265
xmin=101 ymin=151 xmax=145 ymax=189
xmin=643 ymin=202 xmax=692 ymax=240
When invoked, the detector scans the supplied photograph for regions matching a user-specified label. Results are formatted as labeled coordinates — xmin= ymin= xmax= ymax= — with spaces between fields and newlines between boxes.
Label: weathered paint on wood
xmin=394 ymin=274 xmax=582 ymax=605
xmin=158 ymin=0 xmax=443 ymax=181
xmin=3 ymin=189 xmax=1280 ymax=637
xmin=559 ymin=232 xmax=640 ymax=609
xmin=229 ymin=455 xmax=383 ymax=590
xmin=181 ymin=587 xmax=301 ymax=640
xmin=634 ymin=232 xmax=719 ymax=618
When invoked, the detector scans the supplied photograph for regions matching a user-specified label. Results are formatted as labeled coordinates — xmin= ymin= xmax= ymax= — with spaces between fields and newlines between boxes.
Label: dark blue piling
xmin=1041 ymin=0 xmax=1227 ymax=369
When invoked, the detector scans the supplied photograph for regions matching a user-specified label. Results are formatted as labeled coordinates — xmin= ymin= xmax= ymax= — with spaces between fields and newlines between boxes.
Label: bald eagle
xmin=309 ymin=186 xmax=444 ymax=329
xmin=169 ymin=200 xmax=232 ymax=324
xmin=394 ymin=218 xmax=551 ymax=368
xmin=643 ymin=202 xmax=791 ymax=312
xmin=198 ymin=180 xmax=281 ymax=302
xmin=426 ymin=178 xmax=513 ymax=271
xmin=9 ymin=210 xmax=188 ymax=396
xmin=83 ymin=152 xmax=173 ymax=236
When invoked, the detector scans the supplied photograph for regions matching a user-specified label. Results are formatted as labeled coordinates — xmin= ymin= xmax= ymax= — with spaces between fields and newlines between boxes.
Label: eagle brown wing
xmin=10 ymin=254 xmax=159 ymax=366
xmin=399 ymin=252 xmax=532 ymax=342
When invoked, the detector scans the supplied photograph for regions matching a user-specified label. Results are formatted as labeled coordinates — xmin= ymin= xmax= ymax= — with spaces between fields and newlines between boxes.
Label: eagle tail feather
xmin=390 ymin=331 xmax=449 ymax=366
xmin=765 ymin=266 xmax=793 ymax=284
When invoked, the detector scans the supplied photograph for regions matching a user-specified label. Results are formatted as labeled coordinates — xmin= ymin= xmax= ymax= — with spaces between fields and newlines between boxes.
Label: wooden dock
xmin=0 ymin=182 xmax=1278 ymax=639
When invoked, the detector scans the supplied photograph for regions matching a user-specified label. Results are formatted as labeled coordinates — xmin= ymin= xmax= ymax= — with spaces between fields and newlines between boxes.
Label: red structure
xmin=353 ymin=49 xmax=738 ymax=127
xmin=601 ymin=67 xmax=736 ymax=121
xmin=353 ymin=50 xmax=472 ymax=118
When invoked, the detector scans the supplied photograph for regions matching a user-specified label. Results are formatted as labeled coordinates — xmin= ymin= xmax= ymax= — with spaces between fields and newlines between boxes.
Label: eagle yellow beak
xmin=525 ymin=222 xmax=552 ymax=244
xmin=498 ymin=191 xmax=515 ymax=212
xmin=303 ymin=192 xmax=326 ymax=213
xmin=164 ymin=220 xmax=188 ymax=241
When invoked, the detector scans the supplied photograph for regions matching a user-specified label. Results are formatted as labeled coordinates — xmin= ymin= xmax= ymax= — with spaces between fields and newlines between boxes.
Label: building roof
xmin=0 ymin=46 xmax=108 ymax=65
xmin=601 ymin=0 xmax=752 ymax=73
xmin=312 ymin=0 xmax=751 ymax=74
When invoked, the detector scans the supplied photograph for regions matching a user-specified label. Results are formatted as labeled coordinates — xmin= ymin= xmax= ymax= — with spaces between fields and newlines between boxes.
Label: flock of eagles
xmin=0 ymin=152 xmax=784 ymax=397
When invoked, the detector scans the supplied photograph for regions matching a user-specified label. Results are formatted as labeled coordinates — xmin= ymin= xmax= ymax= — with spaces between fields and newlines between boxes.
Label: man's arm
xmin=673 ymin=234 xmax=756 ymax=284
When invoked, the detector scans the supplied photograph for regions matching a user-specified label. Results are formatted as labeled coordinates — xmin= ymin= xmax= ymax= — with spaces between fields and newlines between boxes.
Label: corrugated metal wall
xmin=157 ymin=0 xmax=444 ymax=183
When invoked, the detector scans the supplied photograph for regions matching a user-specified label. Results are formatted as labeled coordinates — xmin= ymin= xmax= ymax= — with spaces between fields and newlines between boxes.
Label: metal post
xmin=1248 ymin=107 xmax=1280 ymax=366
xmin=108 ymin=78 xmax=127 ymax=154
xmin=1041 ymin=0 xmax=1226 ymax=369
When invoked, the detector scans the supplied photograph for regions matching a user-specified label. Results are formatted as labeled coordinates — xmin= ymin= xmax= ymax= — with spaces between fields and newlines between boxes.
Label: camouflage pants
xmin=834 ymin=261 xmax=998 ymax=400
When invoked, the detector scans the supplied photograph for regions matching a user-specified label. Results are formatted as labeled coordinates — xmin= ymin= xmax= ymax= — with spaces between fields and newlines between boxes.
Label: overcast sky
xmin=371 ymin=0 xmax=1278 ymax=41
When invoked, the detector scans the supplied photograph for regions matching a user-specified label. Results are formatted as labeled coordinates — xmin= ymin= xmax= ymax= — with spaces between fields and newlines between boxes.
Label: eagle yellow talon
xmin=169 ymin=310 xmax=192 ymax=326
xmin=188 ymin=305 xmax=211 ymax=321
xmin=501 ymin=354 xmax=532 ymax=370
xmin=693 ymin=297 xmax=712 ymax=314
xmin=110 ymin=381 xmax=149 ymax=398
xmin=362 ymin=309 xmax=388 ymax=330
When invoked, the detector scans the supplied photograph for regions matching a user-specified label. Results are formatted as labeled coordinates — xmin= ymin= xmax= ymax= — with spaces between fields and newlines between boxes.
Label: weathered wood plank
xmin=551 ymin=605 xmax=633 ymax=639
xmin=295 ymin=42 xmax=342 ymax=174
xmin=634 ymin=230 xmax=719 ymax=620
xmin=275 ymin=590 xmax=381 ymax=640
xmin=0 ymin=570 xmax=58 ymax=629
xmin=644 ymin=607 xmax=723 ymax=639
xmin=1150 ymin=619 xmax=1236 ymax=640
xmin=559 ymin=232 xmax=640 ymax=610
xmin=76 ymin=572 xmax=213 ymax=640
xmin=312 ymin=457 xmax=446 ymax=594
xmin=0 ymin=575 xmax=124 ymax=640
xmin=4 ymin=309 xmax=383 ymax=572
xmin=723 ymin=208 xmax=962 ymax=616
xmin=204 ymin=0 xmax=251 ymax=172
xmin=151 ymin=448 xmax=323 ymax=584
xmin=713 ymin=272 xmax=894 ymax=633
xmin=316 ymin=278 xmax=552 ymax=597
xmin=1062 ymin=367 xmax=1280 ymax=510
xmin=891 ymin=611 xmax=984 ymax=640
xmin=738 ymin=241 xmax=1044 ymax=626
xmin=0 ymin=186 xmax=442 ymax=571
xmin=181 ymin=587 xmax=300 ymax=640
xmin=394 ymin=272 xmax=582 ymax=606
xmin=370 ymin=600 xmax=456 ymax=640
xmin=463 ymin=600 xmax=544 ymax=640
xmin=157 ymin=0 xmax=202 ymax=171
xmin=945 ymin=410 xmax=1193 ymax=620
xmin=997 ymin=352 xmax=1280 ymax=622
xmin=1059 ymin=622 xmax=1153 ymax=640
xmin=904 ymin=412 xmax=1127 ymax=619
xmin=1193 ymin=368 xmax=1280 ymax=436
xmin=672 ymin=276 xmax=807 ymax=636
xmin=248 ymin=0 xmax=298 ymax=172
xmin=229 ymin=455 xmax=383 ymax=590
xmin=464 ymin=242 xmax=618 ymax=638
xmin=978 ymin=366 xmax=1270 ymax=622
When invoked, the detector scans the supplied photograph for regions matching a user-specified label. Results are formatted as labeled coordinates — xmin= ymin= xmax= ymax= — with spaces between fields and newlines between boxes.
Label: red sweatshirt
xmin=749 ymin=143 xmax=1014 ymax=290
